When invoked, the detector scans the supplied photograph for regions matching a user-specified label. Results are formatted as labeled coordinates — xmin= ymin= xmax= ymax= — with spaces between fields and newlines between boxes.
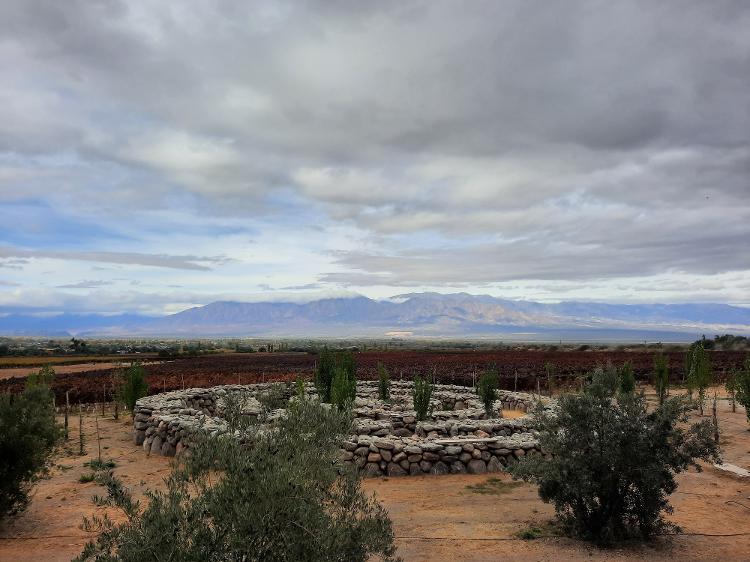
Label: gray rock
xmin=431 ymin=461 xmax=450 ymax=475
xmin=445 ymin=445 xmax=462 ymax=456
xmin=467 ymin=459 xmax=486 ymax=474
xmin=419 ymin=460 xmax=433 ymax=472
xmin=409 ymin=462 xmax=422 ymax=476
xmin=380 ymin=449 xmax=392 ymax=462
xmin=363 ymin=463 xmax=382 ymax=477
xmin=386 ymin=462 xmax=407 ymax=476
xmin=487 ymin=456 xmax=503 ymax=473
xmin=149 ymin=435 xmax=163 ymax=456
xmin=450 ymin=461 xmax=467 ymax=474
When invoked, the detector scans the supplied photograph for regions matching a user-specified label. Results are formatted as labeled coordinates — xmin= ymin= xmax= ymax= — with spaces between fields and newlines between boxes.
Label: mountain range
xmin=1 ymin=293 xmax=749 ymax=341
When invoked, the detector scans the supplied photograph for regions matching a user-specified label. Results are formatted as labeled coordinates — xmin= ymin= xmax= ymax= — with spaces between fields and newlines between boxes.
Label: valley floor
xmin=2 ymin=387 xmax=750 ymax=561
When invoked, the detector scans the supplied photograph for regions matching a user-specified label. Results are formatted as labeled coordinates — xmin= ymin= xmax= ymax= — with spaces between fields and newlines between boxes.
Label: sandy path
xmin=1 ymin=388 xmax=750 ymax=561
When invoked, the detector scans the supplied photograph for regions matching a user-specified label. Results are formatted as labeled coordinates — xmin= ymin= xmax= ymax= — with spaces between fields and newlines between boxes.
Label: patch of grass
xmin=86 ymin=458 xmax=116 ymax=471
xmin=79 ymin=473 xmax=96 ymax=484
xmin=464 ymin=477 xmax=522 ymax=495
xmin=515 ymin=521 xmax=561 ymax=540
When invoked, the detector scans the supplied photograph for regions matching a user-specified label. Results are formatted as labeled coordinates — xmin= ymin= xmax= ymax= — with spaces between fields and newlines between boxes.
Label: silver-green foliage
xmin=510 ymin=368 xmax=720 ymax=544
xmin=476 ymin=367 xmax=499 ymax=417
xmin=733 ymin=356 xmax=750 ymax=423
xmin=686 ymin=342 xmax=712 ymax=412
xmin=377 ymin=362 xmax=390 ymax=401
xmin=0 ymin=376 xmax=61 ymax=520
xmin=75 ymin=398 xmax=399 ymax=562
xmin=331 ymin=366 xmax=356 ymax=411
xmin=653 ymin=354 xmax=669 ymax=405
xmin=118 ymin=362 xmax=149 ymax=413
xmin=412 ymin=376 xmax=433 ymax=421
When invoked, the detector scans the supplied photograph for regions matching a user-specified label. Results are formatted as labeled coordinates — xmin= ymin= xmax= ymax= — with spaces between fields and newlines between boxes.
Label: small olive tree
xmin=377 ymin=362 xmax=390 ymax=401
xmin=686 ymin=342 xmax=712 ymax=415
xmin=331 ymin=366 xmax=356 ymax=410
xmin=0 ymin=377 xmax=61 ymax=520
xmin=315 ymin=350 xmax=356 ymax=404
xmin=511 ymin=368 xmax=720 ymax=544
xmin=653 ymin=354 xmax=669 ymax=405
xmin=618 ymin=362 xmax=635 ymax=394
xmin=118 ymin=362 xmax=149 ymax=414
xmin=734 ymin=356 xmax=750 ymax=423
xmin=75 ymin=399 xmax=399 ymax=562
xmin=412 ymin=376 xmax=433 ymax=421
xmin=476 ymin=367 xmax=499 ymax=417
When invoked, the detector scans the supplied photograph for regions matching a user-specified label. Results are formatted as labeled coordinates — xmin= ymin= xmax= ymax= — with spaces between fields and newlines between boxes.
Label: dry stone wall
xmin=133 ymin=381 xmax=554 ymax=476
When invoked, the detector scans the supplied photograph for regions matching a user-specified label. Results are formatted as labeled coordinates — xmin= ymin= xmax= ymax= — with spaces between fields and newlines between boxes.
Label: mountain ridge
xmin=1 ymin=293 xmax=748 ymax=340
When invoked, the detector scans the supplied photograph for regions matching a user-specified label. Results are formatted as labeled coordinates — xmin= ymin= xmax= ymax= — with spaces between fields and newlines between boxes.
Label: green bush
xmin=544 ymin=362 xmax=556 ymax=395
xmin=653 ymin=354 xmax=669 ymax=405
xmin=412 ymin=376 xmax=433 ymax=421
xmin=118 ymin=362 xmax=149 ymax=414
xmin=331 ymin=366 xmax=356 ymax=410
xmin=314 ymin=350 xmax=356 ymax=404
xmin=257 ymin=383 xmax=288 ymax=411
xmin=476 ymin=367 xmax=499 ymax=417
xmin=510 ymin=367 xmax=720 ymax=544
xmin=0 ymin=381 xmax=61 ymax=520
xmin=75 ymin=399 xmax=398 ymax=562
xmin=618 ymin=362 xmax=635 ymax=394
xmin=377 ymin=362 xmax=390 ymax=401
xmin=734 ymin=356 xmax=750 ymax=423
xmin=686 ymin=342 xmax=712 ymax=413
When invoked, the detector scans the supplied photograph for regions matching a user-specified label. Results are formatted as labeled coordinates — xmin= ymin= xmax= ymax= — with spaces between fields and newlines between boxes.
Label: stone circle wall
xmin=133 ymin=381 xmax=554 ymax=476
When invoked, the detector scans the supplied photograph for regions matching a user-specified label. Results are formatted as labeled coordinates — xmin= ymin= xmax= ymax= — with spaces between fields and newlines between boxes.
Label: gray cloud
xmin=0 ymin=247 xmax=227 ymax=271
xmin=56 ymin=280 xmax=114 ymax=289
xmin=0 ymin=1 xmax=748 ymax=304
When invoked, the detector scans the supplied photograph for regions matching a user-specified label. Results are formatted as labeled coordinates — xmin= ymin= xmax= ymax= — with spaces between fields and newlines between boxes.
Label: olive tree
xmin=76 ymin=398 xmax=399 ymax=562
xmin=0 ymin=375 xmax=61 ymax=520
xmin=511 ymin=368 xmax=720 ymax=544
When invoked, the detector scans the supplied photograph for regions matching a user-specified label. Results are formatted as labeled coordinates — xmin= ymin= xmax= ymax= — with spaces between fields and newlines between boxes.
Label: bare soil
xmin=0 ymin=361 xmax=164 ymax=381
xmin=2 ymin=388 xmax=750 ymax=561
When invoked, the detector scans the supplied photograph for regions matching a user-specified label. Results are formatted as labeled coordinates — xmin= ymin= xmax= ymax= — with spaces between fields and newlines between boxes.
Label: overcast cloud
xmin=0 ymin=0 xmax=748 ymax=314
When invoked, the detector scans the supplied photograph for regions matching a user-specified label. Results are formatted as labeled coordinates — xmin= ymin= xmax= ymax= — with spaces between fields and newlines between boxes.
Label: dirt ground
xmin=2 ymin=388 xmax=750 ymax=561
xmin=0 ymin=361 xmax=165 ymax=381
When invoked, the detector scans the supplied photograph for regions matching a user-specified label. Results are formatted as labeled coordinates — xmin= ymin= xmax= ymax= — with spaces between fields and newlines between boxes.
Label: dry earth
xmin=2 ymin=387 xmax=750 ymax=561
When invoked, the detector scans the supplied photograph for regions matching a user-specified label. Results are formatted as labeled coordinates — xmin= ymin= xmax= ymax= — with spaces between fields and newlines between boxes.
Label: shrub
xmin=27 ymin=364 xmax=55 ymax=388
xmin=734 ymin=356 xmax=750 ymax=423
xmin=510 ymin=368 xmax=720 ymax=544
xmin=331 ymin=366 xmax=356 ymax=411
xmin=75 ymin=399 xmax=398 ymax=562
xmin=257 ymin=383 xmax=288 ymax=411
xmin=618 ymin=362 xmax=635 ymax=394
xmin=118 ymin=362 xmax=149 ymax=414
xmin=653 ymin=354 xmax=669 ymax=405
xmin=476 ymin=367 xmax=499 ymax=417
xmin=377 ymin=362 xmax=390 ymax=401
xmin=0 ymin=381 xmax=61 ymax=520
xmin=314 ymin=347 xmax=336 ymax=402
xmin=544 ymin=362 xmax=556 ymax=395
xmin=412 ymin=376 xmax=433 ymax=421
xmin=315 ymin=350 xmax=357 ymax=404
xmin=686 ymin=342 xmax=712 ymax=414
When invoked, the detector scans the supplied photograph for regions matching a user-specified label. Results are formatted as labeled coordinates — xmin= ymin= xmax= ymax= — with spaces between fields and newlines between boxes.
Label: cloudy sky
xmin=1 ymin=0 xmax=749 ymax=316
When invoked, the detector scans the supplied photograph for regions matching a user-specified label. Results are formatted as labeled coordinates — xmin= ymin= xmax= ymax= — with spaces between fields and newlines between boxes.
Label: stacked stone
xmin=341 ymin=433 xmax=541 ymax=477
xmin=133 ymin=381 xmax=552 ymax=473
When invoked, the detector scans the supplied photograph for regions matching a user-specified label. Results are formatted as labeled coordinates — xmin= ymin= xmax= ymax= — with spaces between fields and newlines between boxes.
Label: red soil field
xmin=0 ymin=349 xmax=746 ymax=404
